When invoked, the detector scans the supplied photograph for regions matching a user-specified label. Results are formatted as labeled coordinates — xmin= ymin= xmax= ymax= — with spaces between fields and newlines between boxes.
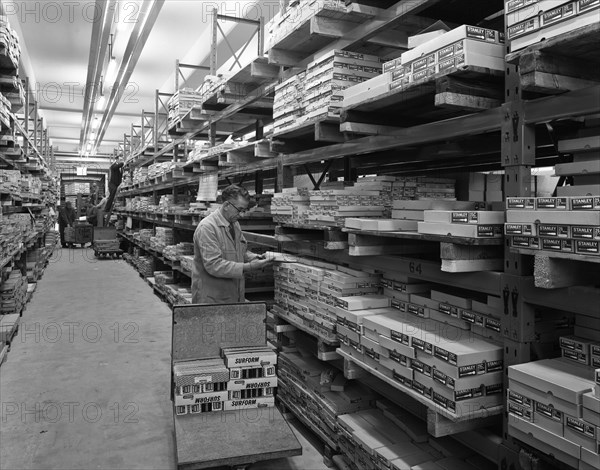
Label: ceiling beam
xmin=41 ymin=106 xmax=139 ymax=118
xmin=94 ymin=0 xmax=165 ymax=149
xmin=79 ymin=0 xmax=117 ymax=149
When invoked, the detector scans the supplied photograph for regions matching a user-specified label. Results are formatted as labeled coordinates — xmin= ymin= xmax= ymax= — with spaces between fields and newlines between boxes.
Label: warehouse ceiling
xmin=4 ymin=0 xmax=279 ymax=165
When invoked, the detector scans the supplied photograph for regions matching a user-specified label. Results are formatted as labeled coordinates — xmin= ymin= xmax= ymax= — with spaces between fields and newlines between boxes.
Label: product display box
xmin=424 ymin=210 xmax=504 ymax=224
xmin=418 ymin=222 xmax=504 ymax=238
xmin=401 ymin=25 xmax=504 ymax=65
xmin=336 ymin=294 xmax=391 ymax=311
xmin=509 ymin=414 xmax=581 ymax=460
xmin=508 ymin=359 xmax=593 ymax=406
xmin=507 ymin=210 xmax=600 ymax=225
xmin=222 ymin=347 xmax=277 ymax=369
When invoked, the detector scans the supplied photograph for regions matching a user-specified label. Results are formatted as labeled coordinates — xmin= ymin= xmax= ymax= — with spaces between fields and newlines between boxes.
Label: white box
xmin=508 ymin=359 xmax=594 ymax=404
xmin=174 ymin=390 xmax=228 ymax=407
xmin=509 ymin=414 xmax=581 ymax=459
xmin=223 ymin=397 xmax=274 ymax=411
xmin=227 ymin=376 xmax=278 ymax=391
xmin=557 ymin=185 xmax=600 ymax=197
xmin=336 ymin=295 xmax=391 ymax=311
xmin=424 ymin=210 xmax=504 ymax=224
xmin=506 ymin=0 xmax=570 ymax=27
xmin=418 ymin=222 xmax=503 ymax=238
xmin=507 ymin=210 xmax=600 ymax=225
xmin=401 ymin=25 xmax=504 ymax=65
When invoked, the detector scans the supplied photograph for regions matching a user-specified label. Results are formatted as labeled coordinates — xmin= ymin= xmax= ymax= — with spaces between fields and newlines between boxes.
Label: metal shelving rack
xmin=111 ymin=2 xmax=600 ymax=469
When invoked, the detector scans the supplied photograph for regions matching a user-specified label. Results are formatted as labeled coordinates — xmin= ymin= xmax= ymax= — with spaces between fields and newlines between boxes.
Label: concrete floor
xmin=0 ymin=247 xmax=328 ymax=470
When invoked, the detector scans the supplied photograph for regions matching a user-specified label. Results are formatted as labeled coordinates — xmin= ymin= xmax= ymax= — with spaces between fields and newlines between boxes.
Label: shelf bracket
xmin=303 ymin=161 xmax=333 ymax=190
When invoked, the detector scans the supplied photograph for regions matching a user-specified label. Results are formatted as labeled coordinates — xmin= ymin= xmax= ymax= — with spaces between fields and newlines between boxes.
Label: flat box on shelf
xmin=564 ymin=415 xmax=597 ymax=452
xmin=582 ymin=408 xmax=600 ymax=427
xmin=506 ymin=197 xmax=536 ymax=209
xmin=560 ymin=335 xmax=597 ymax=355
xmin=174 ymin=390 xmax=228 ymax=407
xmin=581 ymin=447 xmax=600 ymax=470
xmin=562 ymin=348 xmax=590 ymax=366
xmin=558 ymin=135 xmax=600 ymax=154
xmin=417 ymin=222 xmax=503 ymax=238
xmin=423 ymin=210 xmax=504 ymax=224
xmin=223 ymin=397 xmax=274 ymax=411
xmin=557 ymin=185 xmax=600 ymax=197
xmin=509 ymin=414 xmax=581 ymax=460
xmin=379 ymin=334 xmax=416 ymax=359
xmin=401 ymin=25 xmax=503 ymax=65
xmin=227 ymin=376 xmax=278 ymax=391
xmin=572 ymin=226 xmax=600 ymax=240
xmin=555 ymin=160 xmax=600 ymax=176
xmin=505 ymin=223 xmax=538 ymax=236
xmin=222 ymin=349 xmax=277 ymax=369
xmin=334 ymin=306 xmax=394 ymax=332
xmin=506 ymin=389 xmax=536 ymax=411
xmin=508 ymin=425 xmax=580 ymax=469
xmin=505 ymin=0 xmax=572 ymax=27
xmin=535 ymin=197 xmax=569 ymax=210
xmin=509 ymin=359 xmax=594 ymax=405
xmin=534 ymin=400 xmax=565 ymax=435
xmin=392 ymin=200 xmax=475 ymax=211
xmin=337 ymin=324 xmax=360 ymax=344
xmin=507 ymin=210 xmax=600 ymax=225
xmin=508 ymin=401 xmax=534 ymax=421
xmin=336 ymin=294 xmax=391 ymax=311
xmin=576 ymin=239 xmax=600 ymax=255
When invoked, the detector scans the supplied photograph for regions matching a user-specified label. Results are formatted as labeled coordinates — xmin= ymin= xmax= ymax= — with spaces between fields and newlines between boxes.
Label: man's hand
xmin=244 ymin=257 xmax=274 ymax=272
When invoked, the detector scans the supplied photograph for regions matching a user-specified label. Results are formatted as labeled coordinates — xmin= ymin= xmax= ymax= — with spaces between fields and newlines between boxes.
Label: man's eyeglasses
xmin=228 ymin=201 xmax=248 ymax=214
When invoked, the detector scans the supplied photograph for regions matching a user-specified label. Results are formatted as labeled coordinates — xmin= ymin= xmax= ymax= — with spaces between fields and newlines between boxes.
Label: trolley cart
xmin=172 ymin=303 xmax=301 ymax=469
xmin=92 ymin=227 xmax=123 ymax=259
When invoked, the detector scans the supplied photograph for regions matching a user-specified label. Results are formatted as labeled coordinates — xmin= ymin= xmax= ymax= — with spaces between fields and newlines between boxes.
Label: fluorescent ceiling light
xmin=97 ymin=96 xmax=106 ymax=111
xmin=106 ymin=58 xmax=118 ymax=85
xmin=90 ymin=132 xmax=96 ymax=140
xmin=92 ymin=117 xmax=99 ymax=130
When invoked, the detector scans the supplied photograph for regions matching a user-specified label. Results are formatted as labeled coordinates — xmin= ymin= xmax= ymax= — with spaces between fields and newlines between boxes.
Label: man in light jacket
xmin=192 ymin=185 xmax=272 ymax=304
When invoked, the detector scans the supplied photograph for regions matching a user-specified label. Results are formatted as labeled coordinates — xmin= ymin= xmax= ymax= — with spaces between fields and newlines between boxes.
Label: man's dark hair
xmin=222 ymin=185 xmax=250 ymax=203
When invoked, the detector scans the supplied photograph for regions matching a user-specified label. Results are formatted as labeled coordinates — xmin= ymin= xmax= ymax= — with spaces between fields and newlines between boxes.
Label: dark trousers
xmin=105 ymin=183 xmax=118 ymax=213
xmin=59 ymin=224 xmax=67 ymax=246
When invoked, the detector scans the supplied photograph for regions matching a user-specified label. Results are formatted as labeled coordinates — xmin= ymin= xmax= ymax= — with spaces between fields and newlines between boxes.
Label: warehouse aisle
xmin=0 ymin=247 xmax=327 ymax=470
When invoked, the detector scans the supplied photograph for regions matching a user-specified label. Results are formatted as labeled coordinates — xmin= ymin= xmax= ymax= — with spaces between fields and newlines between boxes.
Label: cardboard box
xmin=507 ymin=210 xmax=600 ymax=225
xmin=223 ymin=397 xmax=275 ymax=411
xmin=423 ymin=210 xmax=504 ymax=224
xmin=564 ymin=415 xmax=597 ymax=451
xmin=508 ymin=414 xmax=581 ymax=460
xmin=227 ymin=376 xmax=278 ymax=391
xmin=534 ymin=400 xmax=565 ymax=435
xmin=535 ymin=196 xmax=570 ymax=210
xmin=558 ymin=184 xmax=600 ymax=197
xmin=508 ymin=424 xmax=580 ymax=469
xmin=401 ymin=25 xmax=504 ymax=65
xmin=174 ymin=390 xmax=228 ymax=407
xmin=505 ymin=223 xmax=538 ymax=236
xmin=508 ymin=388 xmax=534 ymax=409
xmin=379 ymin=334 xmax=416 ymax=359
xmin=223 ymin=349 xmax=277 ymax=369
xmin=572 ymin=226 xmax=600 ymax=240
xmin=576 ymin=239 xmax=600 ymax=256
xmin=581 ymin=447 xmax=600 ymax=470
xmin=506 ymin=197 xmax=536 ymax=209
xmin=510 ymin=1 xmax=598 ymax=51
xmin=418 ymin=222 xmax=503 ymax=238
xmin=555 ymin=160 xmax=600 ymax=176
xmin=508 ymin=401 xmax=534 ymax=421
xmin=336 ymin=294 xmax=391 ymax=311
xmin=508 ymin=359 xmax=594 ymax=405
xmin=505 ymin=0 xmax=570 ymax=27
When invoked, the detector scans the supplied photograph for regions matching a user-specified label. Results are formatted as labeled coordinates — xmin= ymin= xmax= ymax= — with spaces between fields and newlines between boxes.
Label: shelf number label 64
xmin=409 ymin=262 xmax=422 ymax=275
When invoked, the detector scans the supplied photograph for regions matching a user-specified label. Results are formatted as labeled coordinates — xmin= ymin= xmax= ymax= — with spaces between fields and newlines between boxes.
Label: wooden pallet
xmin=0 ymin=314 xmax=20 ymax=346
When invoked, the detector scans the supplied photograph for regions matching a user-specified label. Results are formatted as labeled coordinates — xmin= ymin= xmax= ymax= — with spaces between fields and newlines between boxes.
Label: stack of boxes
xmin=173 ymin=346 xmax=277 ymax=416
xmin=506 ymin=0 xmax=600 ymax=52
xmin=273 ymin=50 xmax=382 ymax=134
xmin=343 ymin=25 xmax=504 ymax=108
xmin=307 ymin=189 xmax=386 ymax=228
xmin=0 ymin=270 xmax=27 ymax=314
xmin=336 ymin=282 xmax=504 ymax=419
xmin=277 ymin=351 xmax=377 ymax=449
xmin=273 ymin=258 xmax=381 ymax=343
xmin=271 ymin=188 xmax=311 ymax=225
xmin=167 ymin=88 xmax=204 ymax=128
xmin=0 ymin=16 xmax=20 ymax=67
xmin=264 ymin=0 xmax=347 ymax=53
xmin=418 ymin=209 xmax=504 ymax=239
xmin=505 ymin=196 xmax=600 ymax=256
xmin=508 ymin=359 xmax=599 ymax=470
